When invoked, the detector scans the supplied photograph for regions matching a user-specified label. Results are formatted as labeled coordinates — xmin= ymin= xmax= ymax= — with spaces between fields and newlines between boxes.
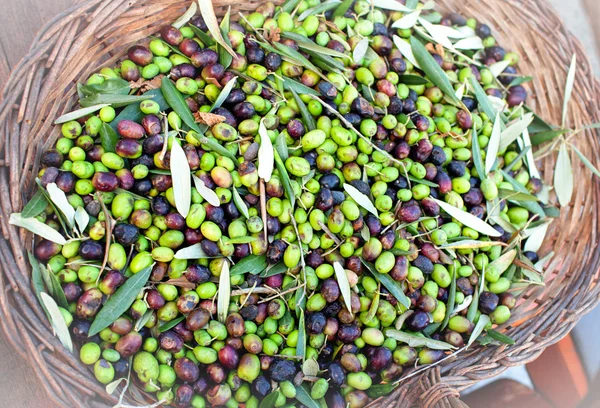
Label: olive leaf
xmin=398 ymin=74 xmax=429 ymax=85
xmin=134 ymin=310 xmax=154 ymax=332
xmin=9 ymin=213 xmax=67 ymax=245
xmin=40 ymin=292 xmax=73 ymax=353
xmin=282 ymin=31 xmax=348 ymax=60
xmin=417 ymin=18 xmax=453 ymax=49
xmin=294 ymin=385 xmax=320 ymax=408
xmin=343 ymin=183 xmax=378 ymax=216
xmin=210 ymin=76 xmax=238 ymax=112
xmin=489 ymin=249 xmax=517 ymax=275
xmin=100 ymin=122 xmax=119 ymax=154
xmin=170 ymin=141 xmax=192 ymax=217
xmin=196 ymin=136 xmax=239 ymax=165
xmin=28 ymin=252 xmax=50 ymax=319
xmin=468 ymin=76 xmax=501 ymax=124
xmin=467 ymin=314 xmax=490 ymax=348
xmin=333 ymin=0 xmax=353 ymax=17
xmin=105 ymin=378 xmax=128 ymax=395
xmin=302 ymin=358 xmax=319 ymax=377
xmin=290 ymin=88 xmax=316 ymax=132
xmin=489 ymin=60 xmax=511 ymax=78
xmin=523 ymin=222 xmax=550 ymax=253
xmin=172 ymin=1 xmax=198 ymax=29
xmin=471 ymin=126 xmax=485 ymax=181
xmin=395 ymin=310 xmax=414 ymax=330
xmin=439 ymin=240 xmax=505 ymax=250
xmin=369 ymin=0 xmax=413 ymax=12
xmin=453 ymin=36 xmax=484 ymax=50
xmin=333 ymin=262 xmax=353 ymax=317
xmin=258 ymin=120 xmax=274 ymax=182
xmin=452 ymin=295 xmax=473 ymax=315
xmin=174 ymin=243 xmax=213 ymax=259
xmin=367 ymin=383 xmax=399 ymax=399
xmin=366 ymin=288 xmax=380 ymax=322
xmin=441 ymin=270 xmax=456 ymax=330
xmin=161 ymin=76 xmax=203 ymax=134
xmin=393 ymin=35 xmax=420 ymax=69
xmin=74 ymin=206 xmax=90 ymax=234
xmin=433 ymin=198 xmax=502 ymax=237
xmin=467 ymin=287 xmax=479 ymax=322
xmin=192 ymin=174 xmax=220 ymax=207
xmin=281 ymin=76 xmax=319 ymax=96
xmin=278 ymin=0 xmax=302 ymax=15
xmin=498 ymin=170 xmax=546 ymax=217
xmin=498 ymin=189 xmax=539 ymax=202
xmin=361 ymin=258 xmax=411 ymax=309
xmin=54 ymin=104 xmax=110 ymax=124
xmin=88 ymin=264 xmax=153 ymax=336
xmin=217 ymin=261 xmax=231 ymax=323
xmin=259 ymin=391 xmax=281 ymax=408
xmin=410 ymin=36 xmax=461 ymax=106
xmin=46 ymin=182 xmax=75 ymax=227
xmin=519 ymin=128 xmax=540 ymax=178
xmin=158 ymin=315 xmax=185 ymax=333
xmin=485 ymin=112 xmax=502 ymax=174
xmin=232 ymin=186 xmax=250 ymax=219
xmin=487 ymin=329 xmax=515 ymax=345
xmin=384 ymin=329 xmax=456 ymax=350
xmin=111 ymin=88 xmax=168 ymax=131
xmin=554 ymin=143 xmax=573 ymax=207
xmin=573 ymin=145 xmax=600 ymax=179
xmin=499 ymin=113 xmax=534 ymax=152
xmin=391 ymin=10 xmax=421 ymax=29
xmin=298 ymin=0 xmax=341 ymax=21
xmin=79 ymin=93 xmax=153 ymax=108
xmin=273 ymin=149 xmax=296 ymax=210
xmin=353 ymin=38 xmax=370 ymax=63
xmin=218 ymin=8 xmax=234 ymax=69
xmin=21 ymin=189 xmax=48 ymax=219
xmin=530 ymin=129 xmax=569 ymax=146
xmin=230 ymin=255 xmax=267 ymax=276
xmin=562 ymin=54 xmax=577 ymax=128
xmin=197 ymin=0 xmax=236 ymax=58
xmin=79 ymin=78 xmax=131 ymax=96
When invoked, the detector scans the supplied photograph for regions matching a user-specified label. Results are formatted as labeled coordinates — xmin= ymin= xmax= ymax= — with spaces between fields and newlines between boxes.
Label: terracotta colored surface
xmin=462 ymin=379 xmax=553 ymax=408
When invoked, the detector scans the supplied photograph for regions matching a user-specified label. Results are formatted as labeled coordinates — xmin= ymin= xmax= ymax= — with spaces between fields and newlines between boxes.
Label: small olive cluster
xmin=29 ymin=0 xmax=547 ymax=407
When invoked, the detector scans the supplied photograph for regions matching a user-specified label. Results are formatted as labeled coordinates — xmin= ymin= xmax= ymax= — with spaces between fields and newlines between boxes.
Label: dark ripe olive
xmin=287 ymin=119 xmax=305 ymax=139
xmin=175 ymin=384 xmax=194 ymax=407
xmin=342 ymin=256 xmax=360 ymax=275
xmin=492 ymin=224 xmax=511 ymax=243
xmin=40 ymin=167 xmax=59 ymax=187
xmin=42 ymin=150 xmax=64 ymax=168
xmin=456 ymin=109 xmax=473 ymax=130
xmin=110 ymin=359 xmax=129 ymax=379
xmin=420 ymin=197 xmax=439 ymax=217
xmin=326 ymin=39 xmax=345 ymax=53
xmin=318 ymin=173 xmax=340 ymax=190
xmin=206 ymin=383 xmax=231 ymax=406
xmin=85 ymin=200 xmax=101 ymax=218
xmin=421 ymin=243 xmax=439 ymax=263
xmin=330 ymin=191 xmax=345 ymax=207
xmin=171 ymin=64 xmax=198 ymax=81
xmin=486 ymin=87 xmax=503 ymax=99
xmin=340 ymin=353 xmax=362 ymax=373
xmin=184 ymin=308 xmax=210 ymax=332
xmin=369 ymin=347 xmax=393 ymax=372
xmin=86 ymin=145 xmax=104 ymax=162
xmin=152 ymin=196 xmax=171 ymax=216
xmin=185 ymin=264 xmax=210 ymax=284
xmin=76 ymin=288 xmax=104 ymax=319
xmin=201 ymin=63 xmax=225 ymax=82
xmin=463 ymin=189 xmax=484 ymax=209
xmin=401 ymin=98 xmax=416 ymax=114
xmin=182 ymin=145 xmax=200 ymax=170
xmin=252 ymin=376 xmax=272 ymax=399
xmin=246 ymin=47 xmax=265 ymax=64
xmin=398 ymin=204 xmax=422 ymax=223
xmin=321 ymin=279 xmax=340 ymax=303
xmin=53 ymin=171 xmax=75 ymax=193
xmin=392 ymin=140 xmax=410 ymax=160
xmin=479 ymin=291 xmax=500 ymax=314
xmin=266 ymin=239 xmax=287 ymax=265
xmin=79 ymin=240 xmax=104 ymax=261
xmin=380 ymin=362 xmax=403 ymax=383
xmin=417 ymin=295 xmax=437 ymax=313
xmin=389 ymin=58 xmax=407 ymax=75
xmin=89 ymin=172 xmax=117 ymax=192
xmin=317 ymin=81 xmax=338 ymax=100
xmin=338 ymin=308 xmax=353 ymax=325
xmin=199 ymin=239 xmax=219 ymax=257
xmin=521 ymin=250 xmax=539 ymax=264
xmin=427 ymin=146 xmax=445 ymax=167
xmin=184 ymin=228 xmax=203 ymax=245
xmin=264 ymin=52 xmax=282 ymax=71
xmin=115 ymin=331 xmax=142 ymax=358
xmin=457 ymin=277 xmax=474 ymax=296
xmin=163 ymin=213 xmax=184 ymax=231
xmin=372 ymin=35 xmax=393 ymax=55
xmin=233 ymin=243 xmax=250 ymax=259
xmin=306 ymin=312 xmax=326 ymax=335
xmin=217 ymin=344 xmax=240 ymax=369
xmin=338 ymin=324 xmax=361 ymax=343
xmin=327 ymin=390 xmax=346 ymax=408
xmin=189 ymin=15 xmax=208 ymax=30
xmin=437 ymin=287 xmax=448 ymax=302
xmin=266 ymin=216 xmax=281 ymax=235
xmin=226 ymin=337 xmax=243 ymax=352
xmin=314 ymin=188 xmax=334 ymax=212
xmin=199 ymin=300 xmax=217 ymax=316
xmin=160 ymin=25 xmax=183 ymax=46
xmin=150 ymin=262 xmax=168 ymax=281
xmin=351 ymin=97 xmax=375 ymax=118
xmin=178 ymin=38 xmax=200 ymax=57
xmin=476 ymin=23 xmax=492 ymax=38
xmin=128 ymin=45 xmax=153 ymax=66
xmin=413 ymin=255 xmax=434 ymax=274
xmin=446 ymin=12 xmax=466 ymax=25
xmin=364 ymin=214 xmax=382 ymax=236
xmin=412 ymin=114 xmax=430 ymax=132
xmin=268 ymin=358 xmax=297 ymax=382
xmin=160 ymin=331 xmax=184 ymax=353
xmin=116 ymin=169 xmax=135 ymax=190
xmin=190 ymin=48 xmax=219 ymax=68
xmin=328 ymin=362 xmax=346 ymax=387
xmin=115 ymin=139 xmax=142 ymax=159
xmin=322 ymin=301 xmax=342 ymax=317
xmin=117 ymin=120 xmax=145 ymax=140
xmin=193 ymin=377 xmax=210 ymax=395
xmin=71 ymin=319 xmax=92 ymax=342
xmin=131 ymin=154 xmax=154 ymax=169
xmin=146 ymin=289 xmax=166 ymax=310
xmin=407 ymin=290 xmax=421 ymax=307
xmin=207 ymin=363 xmax=226 ymax=384
xmin=499 ymin=292 xmax=516 ymax=309
xmin=260 ymin=355 xmax=273 ymax=372
xmin=386 ymin=256 xmax=406 ymax=282
xmin=225 ymin=313 xmax=245 ymax=338
xmin=240 ymin=305 xmax=259 ymax=322
xmin=63 ymin=282 xmax=82 ymax=303
xmin=264 ymin=272 xmax=283 ymax=288
xmin=435 ymin=171 xmax=452 ymax=195
xmin=379 ymin=231 xmax=395 ymax=251
xmin=99 ymin=270 xmax=126 ymax=295
xmin=222 ymin=201 xmax=240 ymax=220
xmin=405 ymin=310 xmax=430 ymax=332
xmin=113 ymin=223 xmax=139 ymax=247
xmin=232 ymin=102 xmax=255 ymax=120
xmin=221 ymin=90 xmax=244 ymax=109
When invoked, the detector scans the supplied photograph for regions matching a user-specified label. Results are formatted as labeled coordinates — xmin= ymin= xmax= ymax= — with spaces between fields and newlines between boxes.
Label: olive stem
xmin=95 ymin=192 xmax=114 ymax=282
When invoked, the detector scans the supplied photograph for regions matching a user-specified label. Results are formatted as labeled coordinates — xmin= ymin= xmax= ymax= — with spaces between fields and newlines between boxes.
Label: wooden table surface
xmin=0 ymin=1 xmax=598 ymax=407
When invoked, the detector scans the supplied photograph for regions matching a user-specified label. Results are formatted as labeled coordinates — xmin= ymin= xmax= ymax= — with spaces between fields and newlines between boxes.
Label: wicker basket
xmin=0 ymin=0 xmax=599 ymax=406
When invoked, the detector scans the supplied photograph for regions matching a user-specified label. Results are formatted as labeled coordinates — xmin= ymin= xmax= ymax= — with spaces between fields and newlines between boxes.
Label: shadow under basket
xmin=0 ymin=0 xmax=599 ymax=406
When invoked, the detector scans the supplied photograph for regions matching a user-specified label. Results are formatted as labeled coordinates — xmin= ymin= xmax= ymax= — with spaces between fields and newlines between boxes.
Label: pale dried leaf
xmin=467 ymin=314 xmax=490 ymax=348
xmin=489 ymin=60 xmax=511 ymax=78
xmin=217 ymin=261 xmax=231 ymax=323
xmin=197 ymin=0 xmax=236 ymax=58
xmin=369 ymin=0 xmax=413 ymax=12
xmin=485 ymin=112 xmax=502 ymax=174
xmin=453 ymin=36 xmax=484 ymax=50
xmin=353 ymin=38 xmax=370 ymax=63
xmin=418 ymin=18 xmax=453 ymax=49
xmin=385 ymin=329 xmax=455 ymax=350
xmin=499 ymin=113 xmax=534 ymax=151
xmin=562 ymin=54 xmax=577 ymax=127
xmin=343 ymin=183 xmax=378 ymax=216
xmin=434 ymin=198 xmax=502 ymax=237
xmin=523 ymin=222 xmax=550 ymax=253
xmin=393 ymin=35 xmax=420 ymax=69
xmin=9 ymin=213 xmax=67 ymax=245
xmin=46 ymin=182 xmax=75 ymax=226
xmin=40 ymin=292 xmax=73 ymax=352
xmin=192 ymin=174 xmax=220 ymax=206
xmin=333 ymin=262 xmax=353 ymax=317
xmin=172 ymin=2 xmax=198 ymax=29
xmin=194 ymin=111 xmax=226 ymax=126
xmin=170 ymin=141 xmax=191 ymax=217
xmin=75 ymin=206 xmax=90 ymax=234
xmin=258 ymin=120 xmax=274 ymax=182
xmin=554 ymin=143 xmax=573 ymax=207
xmin=392 ymin=10 xmax=421 ymax=29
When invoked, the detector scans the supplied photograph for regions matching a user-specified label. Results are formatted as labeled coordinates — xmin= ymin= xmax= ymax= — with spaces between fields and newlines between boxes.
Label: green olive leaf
xmin=161 ymin=76 xmax=203 ymax=134
xmin=188 ymin=25 xmax=216 ymax=47
xmin=410 ymin=36 xmax=461 ymax=106
xmin=486 ymin=329 xmax=515 ymax=345
xmin=485 ymin=112 xmax=503 ymax=174
xmin=278 ymin=0 xmax=302 ymax=15
xmin=433 ymin=198 xmax=502 ymax=237
xmin=498 ymin=189 xmax=539 ymax=202
xmin=441 ymin=269 xmax=456 ymax=330
xmin=489 ymin=59 xmax=512 ymax=78
xmin=172 ymin=1 xmax=198 ymax=29
xmin=273 ymin=149 xmax=296 ymax=210
xmin=79 ymin=93 xmax=153 ymax=108
xmin=100 ymin=122 xmax=119 ymax=154
xmin=88 ymin=264 xmax=154 ymax=336
xmin=498 ymin=170 xmax=546 ymax=217
xmin=28 ymin=252 xmax=50 ymax=319
xmin=211 ymin=75 xmax=238 ymax=112
xmin=259 ymin=261 xmax=288 ymax=278
xmin=226 ymin=236 xmax=257 ymax=244
xmin=170 ymin=141 xmax=192 ymax=217
xmin=467 ymin=287 xmax=479 ymax=323
xmin=343 ymin=183 xmax=378 ymax=217
xmin=530 ymin=129 xmax=569 ymax=146
xmin=353 ymin=38 xmax=370 ymax=63
xmin=134 ymin=310 xmax=154 ymax=332
xmin=282 ymin=31 xmax=348 ymax=60
xmin=333 ymin=0 xmax=354 ymax=17
xmin=9 ymin=213 xmax=67 ymax=245
xmin=361 ymin=258 xmax=411 ymax=309
xmin=499 ymin=113 xmax=534 ymax=152
xmin=195 ymin=136 xmax=239 ymax=165
xmin=281 ymin=76 xmax=319 ymax=96
xmin=367 ymin=383 xmax=399 ymax=398
xmin=467 ymin=314 xmax=490 ymax=348
xmin=384 ymin=329 xmax=456 ymax=350
xmin=302 ymin=358 xmax=319 ymax=377
xmin=573 ymin=144 xmax=600 ymax=179
xmin=21 ymin=189 xmax=48 ymax=219
xmin=54 ymin=104 xmax=110 ymax=124
xmin=74 ymin=206 xmax=90 ymax=234
xmin=290 ymin=88 xmax=316 ymax=132
xmin=78 ymin=78 xmax=131 ymax=97
xmin=508 ymin=76 xmax=533 ymax=87
xmin=158 ymin=315 xmax=185 ymax=333
xmin=398 ymin=74 xmax=430 ymax=85
xmin=523 ymin=222 xmax=550 ymax=253
xmin=259 ymin=391 xmax=281 ymax=408
xmin=232 ymin=186 xmax=250 ymax=219
xmin=40 ymin=292 xmax=73 ymax=353
xmin=471 ymin=126 xmax=485 ymax=181
xmin=298 ymin=0 xmax=341 ymax=21
xmin=294 ymin=385 xmax=320 ymax=408
xmin=218 ymin=8 xmax=233 ymax=69
xmin=230 ymin=255 xmax=267 ymax=276
xmin=217 ymin=261 xmax=231 ymax=323
xmin=468 ymin=76 xmax=501 ymax=124
xmin=110 ymin=88 xmax=168 ymax=131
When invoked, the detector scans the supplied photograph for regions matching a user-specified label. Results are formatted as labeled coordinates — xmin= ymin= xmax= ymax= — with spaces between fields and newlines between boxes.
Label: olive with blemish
xmin=159 ymin=331 xmax=184 ymax=353
xmin=76 ymin=288 xmax=104 ymax=319
xmin=128 ymin=45 xmax=153 ymax=66
xmin=99 ymin=270 xmax=126 ymax=295
xmin=479 ymin=291 xmax=500 ymax=314
xmin=251 ymin=375 xmax=271 ymax=399
xmin=369 ymin=347 xmax=393 ymax=372
xmin=174 ymin=384 xmax=193 ymax=407
xmin=160 ymin=25 xmax=183 ymax=45
xmin=79 ymin=240 xmax=104 ymax=260
xmin=218 ymin=345 xmax=240 ymax=369
xmin=115 ymin=331 xmax=143 ymax=358
xmin=265 ymin=52 xmax=282 ymax=71
xmin=63 ymin=283 xmax=82 ymax=303
xmin=42 ymin=150 xmax=64 ymax=168
xmin=456 ymin=277 xmax=474 ymax=296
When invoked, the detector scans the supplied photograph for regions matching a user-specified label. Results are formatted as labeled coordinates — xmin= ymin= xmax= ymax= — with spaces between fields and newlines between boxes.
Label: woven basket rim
xmin=1 ymin=0 xmax=599 ymax=407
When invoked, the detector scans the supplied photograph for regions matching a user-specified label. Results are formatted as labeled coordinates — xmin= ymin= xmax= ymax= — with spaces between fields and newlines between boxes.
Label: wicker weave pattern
xmin=0 ymin=0 xmax=598 ymax=406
